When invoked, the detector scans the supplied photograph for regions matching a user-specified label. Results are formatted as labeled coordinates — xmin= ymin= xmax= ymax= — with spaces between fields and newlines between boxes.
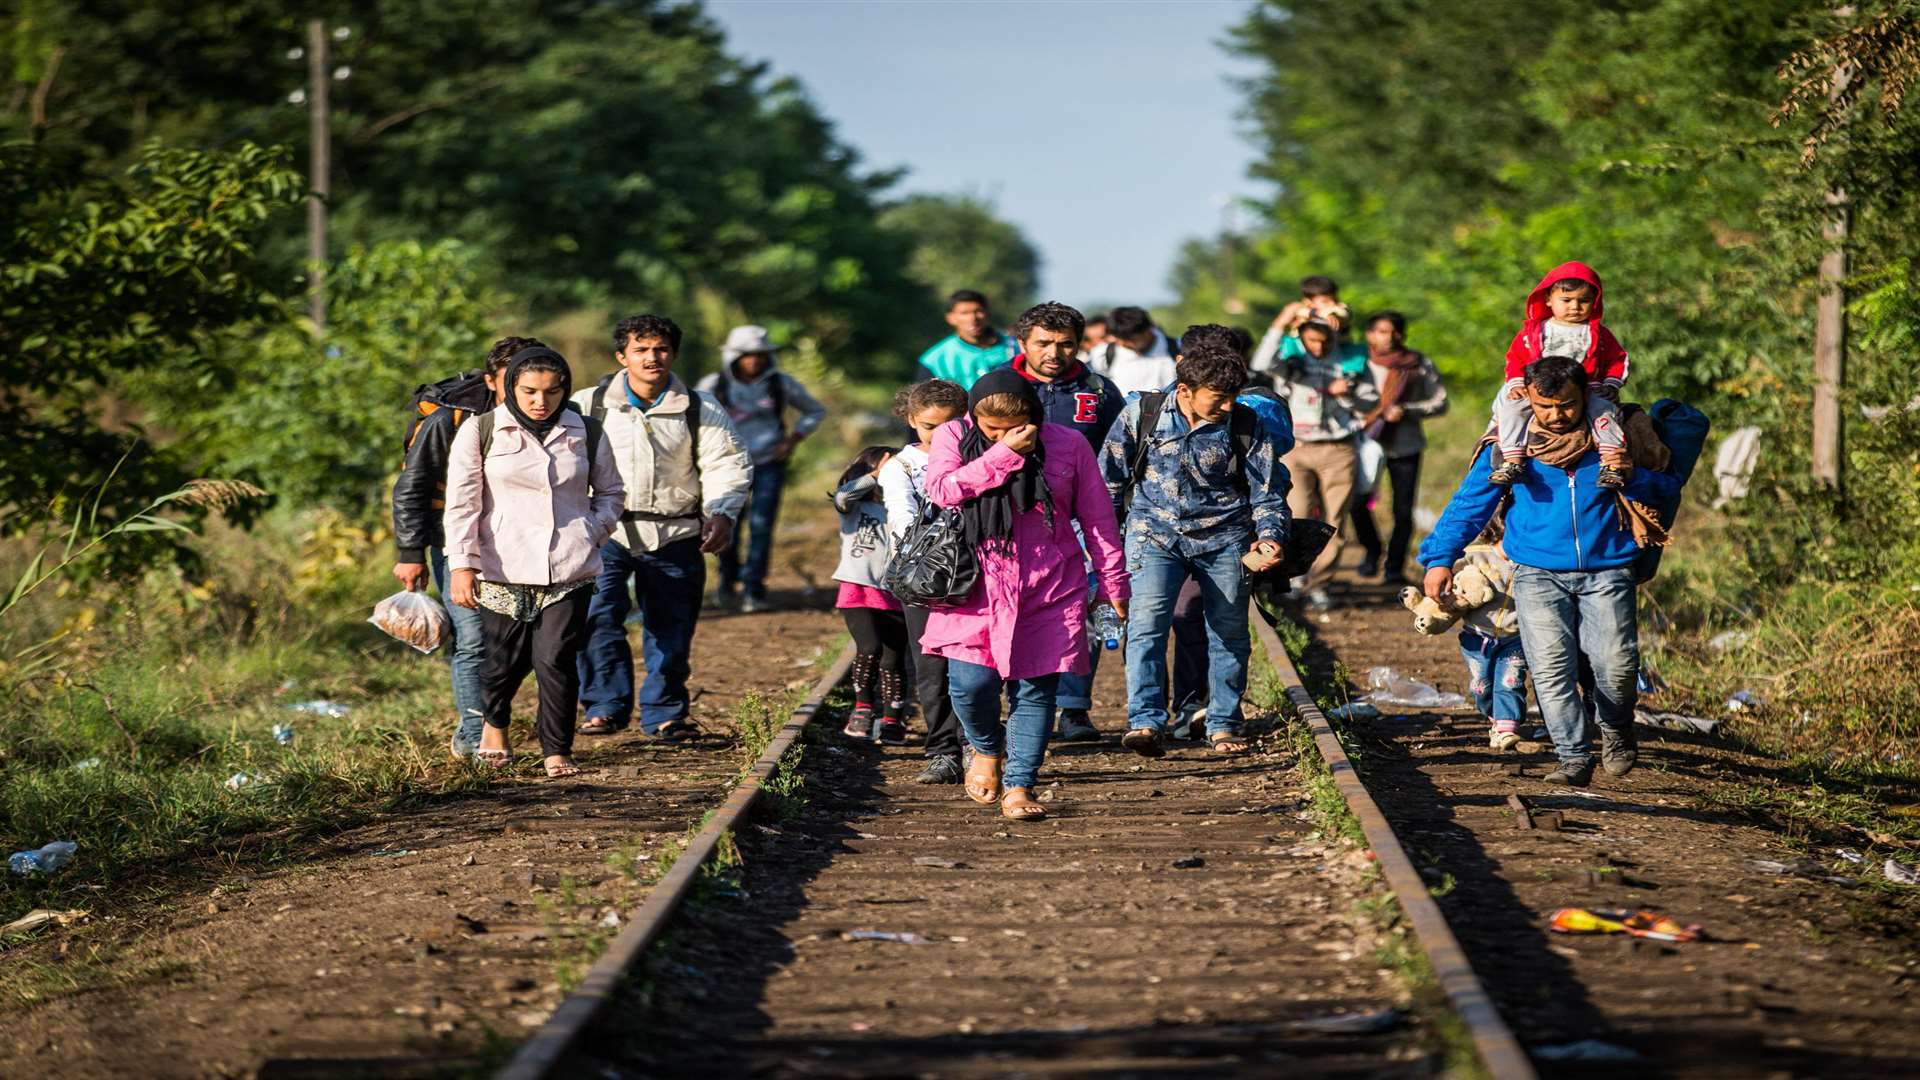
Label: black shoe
xmin=1357 ymin=557 xmax=1380 ymax=579
xmin=1597 ymin=464 xmax=1630 ymax=489
xmin=878 ymin=718 xmax=908 ymax=746
xmin=1488 ymin=460 xmax=1526 ymax=486
xmin=1600 ymin=725 xmax=1638 ymax=776
xmin=1056 ymin=709 xmax=1099 ymax=743
xmin=914 ymin=754 xmax=961 ymax=784
xmin=1544 ymin=761 xmax=1595 ymax=786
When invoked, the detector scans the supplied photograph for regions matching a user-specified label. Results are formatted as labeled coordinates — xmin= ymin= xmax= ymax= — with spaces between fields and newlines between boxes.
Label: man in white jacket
xmin=1088 ymin=305 xmax=1179 ymax=396
xmin=574 ymin=314 xmax=754 ymax=739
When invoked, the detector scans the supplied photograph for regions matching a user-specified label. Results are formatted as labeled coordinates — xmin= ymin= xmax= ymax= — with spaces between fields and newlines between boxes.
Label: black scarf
xmin=956 ymin=367 xmax=1052 ymax=549
xmin=502 ymin=348 xmax=573 ymax=441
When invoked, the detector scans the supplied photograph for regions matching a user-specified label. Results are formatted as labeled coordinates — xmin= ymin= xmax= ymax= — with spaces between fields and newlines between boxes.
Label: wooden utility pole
xmin=1812 ymin=8 xmax=1853 ymax=495
xmin=307 ymin=19 xmax=330 ymax=334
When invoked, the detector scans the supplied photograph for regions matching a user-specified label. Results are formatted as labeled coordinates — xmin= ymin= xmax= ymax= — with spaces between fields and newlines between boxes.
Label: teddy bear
xmin=1399 ymin=562 xmax=1499 ymax=636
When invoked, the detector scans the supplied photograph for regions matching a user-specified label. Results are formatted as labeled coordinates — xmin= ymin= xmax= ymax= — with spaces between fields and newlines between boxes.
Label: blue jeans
xmin=1459 ymin=629 xmax=1528 ymax=731
xmin=576 ymin=537 xmax=706 ymax=733
xmin=948 ymin=660 xmax=1059 ymax=792
xmin=1056 ymin=642 xmax=1101 ymax=712
xmin=1123 ymin=539 xmax=1250 ymax=736
xmin=718 ymin=459 xmax=785 ymax=599
xmin=1509 ymin=565 xmax=1639 ymax=768
xmin=429 ymin=548 xmax=488 ymax=754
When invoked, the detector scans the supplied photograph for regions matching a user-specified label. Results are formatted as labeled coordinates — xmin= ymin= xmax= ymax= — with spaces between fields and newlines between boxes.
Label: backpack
xmin=473 ymin=410 xmax=604 ymax=478
xmin=882 ymin=503 xmax=981 ymax=608
xmin=1631 ymin=398 xmax=1711 ymax=584
xmin=710 ymin=370 xmax=787 ymax=436
xmin=403 ymin=371 xmax=494 ymax=455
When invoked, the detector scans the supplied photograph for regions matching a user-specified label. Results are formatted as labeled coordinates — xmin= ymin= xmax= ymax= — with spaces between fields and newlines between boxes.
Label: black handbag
xmin=882 ymin=503 xmax=981 ymax=608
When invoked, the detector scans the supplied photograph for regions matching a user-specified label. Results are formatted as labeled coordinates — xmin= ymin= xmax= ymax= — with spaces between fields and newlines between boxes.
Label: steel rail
xmin=497 ymin=642 xmax=856 ymax=1080
xmin=1253 ymin=610 xmax=1539 ymax=1080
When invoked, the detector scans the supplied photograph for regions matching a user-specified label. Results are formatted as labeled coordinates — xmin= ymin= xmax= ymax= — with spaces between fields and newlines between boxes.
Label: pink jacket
xmin=444 ymin=406 xmax=625 ymax=585
xmin=920 ymin=421 xmax=1128 ymax=679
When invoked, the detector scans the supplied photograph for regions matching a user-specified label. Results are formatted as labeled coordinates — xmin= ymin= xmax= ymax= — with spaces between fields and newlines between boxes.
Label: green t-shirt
xmin=916 ymin=332 xmax=1017 ymax=390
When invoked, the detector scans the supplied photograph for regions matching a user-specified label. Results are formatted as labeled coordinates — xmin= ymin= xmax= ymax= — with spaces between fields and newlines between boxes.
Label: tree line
xmin=1 ymin=0 xmax=1041 ymax=555
xmin=1166 ymin=0 xmax=1919 ymax=588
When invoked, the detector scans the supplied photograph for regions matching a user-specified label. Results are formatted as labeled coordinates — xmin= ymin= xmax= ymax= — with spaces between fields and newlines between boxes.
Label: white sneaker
xmin=1304 ymin=589 xmax=1333 ymax=613
xmin=1489 ymin=729 xmax=1521 ymax=752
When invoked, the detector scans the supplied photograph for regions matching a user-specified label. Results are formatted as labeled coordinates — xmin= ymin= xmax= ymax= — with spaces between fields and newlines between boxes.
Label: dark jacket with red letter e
xmin=999 ymin=354 xmax=1125 ymax=450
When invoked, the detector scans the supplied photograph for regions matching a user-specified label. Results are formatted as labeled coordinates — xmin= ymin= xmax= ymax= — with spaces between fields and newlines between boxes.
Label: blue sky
xmin=706 ymin=0 xmax=1263 ymax=308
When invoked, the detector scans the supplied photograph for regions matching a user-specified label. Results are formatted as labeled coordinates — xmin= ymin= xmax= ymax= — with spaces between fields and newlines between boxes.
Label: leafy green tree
xmin=878 ymin=193 xmax=1040 ymax=316
xmin=0 ymin=139 xmax=302 ymax=544
xmin=144 ymin=240 xmax=503 ymax=511
xmin=4 ymin=1 xmax=943 ymax=376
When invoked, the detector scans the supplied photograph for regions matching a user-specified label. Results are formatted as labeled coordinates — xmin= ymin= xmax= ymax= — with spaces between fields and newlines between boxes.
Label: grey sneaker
xmin=707 ymin=587 xmax=737 ymax=611
xmin=1304 ymin=589 xmax=1333 ymax=613
xmin=1056 ymin=709 xmax=1099 ymax=743
xmin=1544 ymin=761 xmax=1595 ymax=786
xmin=914 ymin=754 xmax=962 ymax=784
xmin=1600 ymin=725 xmax=1639 ymax=776
xmin=741 ymin=594 xmax=771 ymax=614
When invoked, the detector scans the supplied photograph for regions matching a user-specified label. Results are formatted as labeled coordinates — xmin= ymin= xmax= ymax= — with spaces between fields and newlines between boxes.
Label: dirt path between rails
xmin=583 ymin=638 xmax=1438 ymax=1078
xmin=1302 ymin=563 xmax=1920 ymax=1075
xmin=1 ymin=516 xmax=845 ymax=1080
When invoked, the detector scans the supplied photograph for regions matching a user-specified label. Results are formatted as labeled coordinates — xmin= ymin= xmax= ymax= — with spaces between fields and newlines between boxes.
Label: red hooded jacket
xmin=1502 ymin=261 xmax=1629 ymax=386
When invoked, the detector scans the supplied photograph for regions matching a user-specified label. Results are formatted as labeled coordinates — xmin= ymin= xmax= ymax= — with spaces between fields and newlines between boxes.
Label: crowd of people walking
xmin=391 ymin=259 xmax=1702 ymax=814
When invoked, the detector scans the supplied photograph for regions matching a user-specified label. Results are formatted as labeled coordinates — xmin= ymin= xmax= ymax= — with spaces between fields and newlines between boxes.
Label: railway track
xmin=497 ymin=607 xmax=1536 ymax=1080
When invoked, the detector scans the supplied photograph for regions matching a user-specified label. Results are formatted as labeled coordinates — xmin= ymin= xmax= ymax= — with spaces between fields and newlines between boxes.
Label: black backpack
xmin=883 ymin=502 xmax=980 ymax=609
xmin=402 ymin=370 xmax=495 ymax=455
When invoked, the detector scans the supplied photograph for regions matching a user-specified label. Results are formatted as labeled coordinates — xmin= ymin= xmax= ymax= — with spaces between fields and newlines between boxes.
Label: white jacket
xmin=876 ymin=443 xmax=930 ymax=543
xmin=570 ymin=372 xmax=753 ymax=552
xmin=1089 ymin=328 xmax=1178 ymax=397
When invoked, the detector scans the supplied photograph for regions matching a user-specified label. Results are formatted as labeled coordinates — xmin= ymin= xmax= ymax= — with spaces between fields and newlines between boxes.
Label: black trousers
xmin=479 ymin=589 xmax=593 ymax=758
xmin=842 ymin=606 xmax=909 ymax=718
xmin=1171 ymin=577 xmax=1244 ymax=726
xmin=1352 ymin=454 xmax=1422 ymax=575
xmin=902 ymin=604 xmax=961 ymax=759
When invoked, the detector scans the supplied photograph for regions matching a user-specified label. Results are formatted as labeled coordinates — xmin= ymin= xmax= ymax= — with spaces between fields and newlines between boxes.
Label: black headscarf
xmin=502 ymin=347 xmax=573 ymax=441
xmin=956 ymin=367 xmax=1052 ymax=549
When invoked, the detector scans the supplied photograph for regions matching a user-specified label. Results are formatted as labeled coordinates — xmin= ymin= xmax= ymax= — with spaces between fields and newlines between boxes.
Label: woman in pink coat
xmin=921 ymin=366 xmax=1129 ymax=821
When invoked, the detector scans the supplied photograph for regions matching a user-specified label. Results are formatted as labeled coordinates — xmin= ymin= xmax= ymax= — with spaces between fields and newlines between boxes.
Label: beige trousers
xmin=1282 ymin=438 xmax=1360 ymax=591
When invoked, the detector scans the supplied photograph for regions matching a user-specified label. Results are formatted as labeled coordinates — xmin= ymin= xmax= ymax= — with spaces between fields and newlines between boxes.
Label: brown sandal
xmin=543 ymin=756 xmax=584 ymax=778
xmin=964 ymin=752 xmax=1002 ymax=805
xmin=1209 ymin=731 xmax=1251 ymax=755
xmin=1000 ymin=787 xmax=1047 ymax=821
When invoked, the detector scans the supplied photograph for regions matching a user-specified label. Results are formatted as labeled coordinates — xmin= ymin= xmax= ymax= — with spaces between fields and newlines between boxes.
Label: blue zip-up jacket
xmin=1001 ymin=354 xmax=1124 ymax=450
xmin=1419 ymin=444 xmax=1682 ymax=573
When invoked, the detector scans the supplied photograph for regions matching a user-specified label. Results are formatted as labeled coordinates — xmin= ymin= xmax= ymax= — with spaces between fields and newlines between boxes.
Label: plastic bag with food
xmin=368 ymin=590 xmax=451 ymax=654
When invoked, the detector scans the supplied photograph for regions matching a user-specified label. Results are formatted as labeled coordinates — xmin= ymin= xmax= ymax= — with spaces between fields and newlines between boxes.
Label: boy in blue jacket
xmin=1419 ymin=357 xmax=1679 ymax=786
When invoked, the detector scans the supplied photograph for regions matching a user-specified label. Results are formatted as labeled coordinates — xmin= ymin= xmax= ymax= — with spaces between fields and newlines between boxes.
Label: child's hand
xmin=1326 ymin=378 xmax=1350 ymax=397
xmin=1506 ymin=384 xmax=1527 ymax=401
xmin=1002 ymin=424 xmax=1039 ymax=455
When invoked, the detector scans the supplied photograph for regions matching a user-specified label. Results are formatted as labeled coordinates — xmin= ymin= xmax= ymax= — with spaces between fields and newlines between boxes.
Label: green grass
xmin=0 ymin=515 xmax=501 ymax=927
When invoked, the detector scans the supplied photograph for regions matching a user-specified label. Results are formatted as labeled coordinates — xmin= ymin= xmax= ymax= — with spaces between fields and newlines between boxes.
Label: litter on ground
xmin=1549 ymin=907 xmax=1701 ymax=942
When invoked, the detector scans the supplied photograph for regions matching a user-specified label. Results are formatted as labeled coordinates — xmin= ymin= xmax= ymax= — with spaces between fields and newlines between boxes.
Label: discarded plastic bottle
xmin=271 ymin=724 xmax=294 ymax=745
xmin=1092 ymin=603 xmax=1125 ymax=651
xmin=9 ymin=841 xmax=77 ymax=876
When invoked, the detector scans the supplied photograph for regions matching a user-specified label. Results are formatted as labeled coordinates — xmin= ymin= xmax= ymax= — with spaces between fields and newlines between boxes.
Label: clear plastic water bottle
xmin=9 ymin=841 xmax=77 ymax=876
xmin=1092 ymin=603 xmax=1125 ymax=651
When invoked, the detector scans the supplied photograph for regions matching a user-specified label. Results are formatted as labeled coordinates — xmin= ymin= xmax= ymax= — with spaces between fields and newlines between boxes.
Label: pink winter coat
xmin=919 ymin=420 xmax=1128 ymax=680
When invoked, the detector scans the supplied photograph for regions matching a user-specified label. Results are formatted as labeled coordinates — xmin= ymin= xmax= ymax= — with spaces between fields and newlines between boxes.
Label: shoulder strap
xmin=710 ymin=375 xmax=731 ymax=411
xmin=582 ymin=415 xmax=602 ymax=479
xmin=476 ymin=411 xmax=496 ymax=460
xmin=770 ymin=372 xmax=787 ymax=418
xmin=1228 ymin=403 xmax=1257 ymax=491
xmin=590 ymin=372 xmax=615 ymax=424
xmin=1126 ymin=391 xmax=1168 ymax=496
xmin=685 ymin=391 xmax=703 ymax=482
